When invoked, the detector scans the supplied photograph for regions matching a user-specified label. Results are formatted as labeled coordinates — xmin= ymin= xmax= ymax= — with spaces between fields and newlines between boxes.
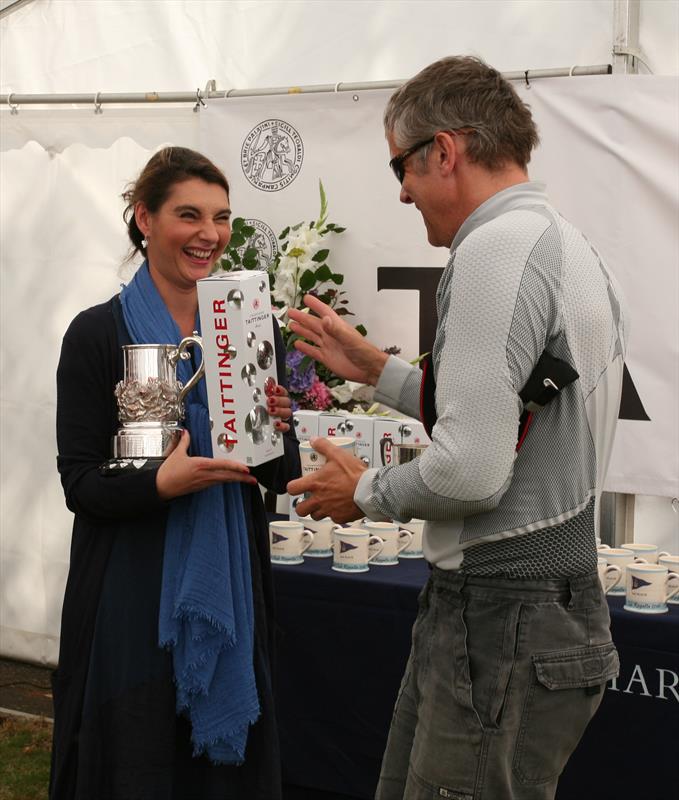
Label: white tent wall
xmin=1 ymin=0 xmax=678 ymax=666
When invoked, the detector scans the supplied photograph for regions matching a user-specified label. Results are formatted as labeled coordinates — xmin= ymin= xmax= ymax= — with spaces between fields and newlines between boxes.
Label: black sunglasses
xmin=388 ymin=137 xmax=435 ymax=184
xmin=388 ymin=129 xmax=478 ymax=183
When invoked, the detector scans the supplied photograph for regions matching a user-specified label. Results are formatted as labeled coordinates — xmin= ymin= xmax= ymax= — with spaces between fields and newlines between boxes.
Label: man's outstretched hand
xmin=287 ymin=294 xmax=388 ymax=387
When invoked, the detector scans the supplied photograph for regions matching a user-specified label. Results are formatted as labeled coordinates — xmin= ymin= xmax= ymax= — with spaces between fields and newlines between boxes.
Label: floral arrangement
xmin=218 ymin=181 xmax=370 ymax=412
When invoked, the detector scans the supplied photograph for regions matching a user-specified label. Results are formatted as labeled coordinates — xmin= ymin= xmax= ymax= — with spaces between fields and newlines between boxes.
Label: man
xmin=287 ymin=55 xmax=626 ymax=800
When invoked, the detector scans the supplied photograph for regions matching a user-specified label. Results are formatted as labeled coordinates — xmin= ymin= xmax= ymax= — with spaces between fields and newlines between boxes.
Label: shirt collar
xmin=450 ymin=181 xmax=549 ymax=253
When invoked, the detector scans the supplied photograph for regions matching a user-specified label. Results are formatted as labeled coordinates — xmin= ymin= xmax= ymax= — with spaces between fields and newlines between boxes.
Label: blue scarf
xmin=120 ymin=262 xmax=259 ymax=764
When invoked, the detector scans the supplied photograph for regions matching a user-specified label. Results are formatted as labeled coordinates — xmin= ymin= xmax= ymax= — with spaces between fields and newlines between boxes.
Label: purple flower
xmin=286 ymin=349 xmax=316 ymax=394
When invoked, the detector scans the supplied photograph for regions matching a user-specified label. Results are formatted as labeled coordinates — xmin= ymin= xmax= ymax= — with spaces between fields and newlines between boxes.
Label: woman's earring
xmin=141 ymin=237 xmax=148 ymax=249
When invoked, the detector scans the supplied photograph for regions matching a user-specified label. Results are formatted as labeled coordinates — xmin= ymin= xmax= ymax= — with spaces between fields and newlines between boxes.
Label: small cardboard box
xmin=292 ymin=409 xmax=321 ymax=442
xmin=197 ymin=270 xmax=284 ymax=466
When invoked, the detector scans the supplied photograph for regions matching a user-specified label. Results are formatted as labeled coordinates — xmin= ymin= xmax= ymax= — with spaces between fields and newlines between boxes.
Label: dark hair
xmin=383 ymin=56 xmax=539 ymax=171
xmin=122 ymin=146 xmax=230 ymax=259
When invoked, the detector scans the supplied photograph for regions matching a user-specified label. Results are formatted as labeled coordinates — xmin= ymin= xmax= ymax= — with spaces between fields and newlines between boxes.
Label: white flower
xmin=329 ymin=383 xmax=353 ymax=404
xmin=272 ymin=269 xmax=297 ymax=307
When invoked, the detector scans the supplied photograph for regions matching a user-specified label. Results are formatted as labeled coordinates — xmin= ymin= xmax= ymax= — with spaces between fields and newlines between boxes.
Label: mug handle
xmin=665 ymin=571 xmax=679 ymax=603
xmin=597 ymin=543 xmax=611 ymax=550
xmin=658 ymin=551 xmax=671 ymax=559
xmin=633 ymin=556 xmax=648 ymax=563
xmin=603 ymin=565 xmax=622 ymax=595
xmin=396 ymin=529 xmax=413 ymax=555
xmin=367 ymin=535 xmax=385 ymax=563
xmin=301 ymin=529 xmax=315 ymax=554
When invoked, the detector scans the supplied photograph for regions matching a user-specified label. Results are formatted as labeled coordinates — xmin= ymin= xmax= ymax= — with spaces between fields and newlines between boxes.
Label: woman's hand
xmin=156 ymin=430 xmax=258 ymax=500
xmin=287 ymin=294 xmax=388 ymax=386
xmin=266 ymin=382 xmax=293 ymax=434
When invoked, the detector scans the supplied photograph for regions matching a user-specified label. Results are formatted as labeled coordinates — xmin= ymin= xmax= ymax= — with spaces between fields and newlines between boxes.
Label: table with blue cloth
xmin=273 ymin=556 xmax=679 ymax=800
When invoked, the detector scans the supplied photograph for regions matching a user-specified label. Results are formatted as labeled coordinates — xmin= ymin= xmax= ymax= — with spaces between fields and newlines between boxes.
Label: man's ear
xmin=434 ymin=131 xmax=458 ymax=177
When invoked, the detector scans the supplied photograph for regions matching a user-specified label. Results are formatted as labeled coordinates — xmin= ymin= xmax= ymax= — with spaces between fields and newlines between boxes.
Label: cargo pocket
xmin=513 ymin=642 xmax=619 ymax=785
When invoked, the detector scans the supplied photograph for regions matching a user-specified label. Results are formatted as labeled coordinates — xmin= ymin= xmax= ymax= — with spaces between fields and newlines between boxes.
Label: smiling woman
xmin=50 ymin=147 xmax=301 ymax=800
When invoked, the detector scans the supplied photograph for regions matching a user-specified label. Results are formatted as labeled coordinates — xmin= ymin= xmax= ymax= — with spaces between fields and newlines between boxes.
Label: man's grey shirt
xmin=355 ymin=182 xmax=627 ymax=577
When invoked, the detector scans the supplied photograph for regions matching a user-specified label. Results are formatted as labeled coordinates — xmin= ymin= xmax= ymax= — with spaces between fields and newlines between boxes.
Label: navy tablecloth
xmin=273 ymin=557 xmax=679 ymax=800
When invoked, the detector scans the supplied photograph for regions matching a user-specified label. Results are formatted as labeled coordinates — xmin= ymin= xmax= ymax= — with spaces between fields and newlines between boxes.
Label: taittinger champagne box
xmin=197 ymin=270 xmax=284 ymax=466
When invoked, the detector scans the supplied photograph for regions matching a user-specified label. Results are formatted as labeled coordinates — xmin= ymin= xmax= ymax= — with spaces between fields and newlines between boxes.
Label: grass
xmin=0 ymin=715 xmax=51 ymax=800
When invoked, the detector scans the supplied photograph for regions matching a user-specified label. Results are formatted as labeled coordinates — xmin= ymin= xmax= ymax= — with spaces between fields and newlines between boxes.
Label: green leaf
xmin=299 ymin=269 xmax=316 ymax=292
xmin=300 ymin=355 xmax=313 ymax=371
xmin=356 ymin=324 xmax=367 ymax=336
xmin=231 ymin=250 xmax=242 ymax=265
xmin=333 ymin=226 xmax=346 ymax=233
xmin=312 ymin=248 xmax=330 ymax=263
xmin=229 ymin=232 xmax=246 ymax=248
xmin=242 ymin=257 xmax=258 ymax=269
xmin=232 ymin=217 xmax=246 ymax=231
xmin=335 ymin=307 xmax=350 ymax=316
xmin=243 ymin=247 xmax=259 ymax=261
xmin=314 ymin=264 xmax=332 ymax=282
xmin=291 ymin=221 xmax=305 ymax=231
xmin=331 ymin=273 xmax=344 ymax=285
xmin=241 ymin=224 xmax=255 ymax=237
xmin=279 ymin=226 xmax=290 ymax=240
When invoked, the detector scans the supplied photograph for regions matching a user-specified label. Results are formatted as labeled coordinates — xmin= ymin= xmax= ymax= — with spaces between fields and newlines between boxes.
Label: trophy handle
xmin=171 ymin=334 xmax=205 ymax=403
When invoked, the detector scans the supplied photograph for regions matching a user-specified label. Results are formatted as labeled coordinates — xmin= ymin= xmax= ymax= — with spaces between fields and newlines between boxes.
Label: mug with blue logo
xmin=362 ymin=521 xmax=413 ymax=566
xmin=624 ymin=563 xmax=679 ymax=614
xmin=269 ymin=520 xmax=314 ymax=565
xmin=332 ymin=527 xmax=385 ymax=573
xmin=299 ymin=515 xmax=338 ymax=558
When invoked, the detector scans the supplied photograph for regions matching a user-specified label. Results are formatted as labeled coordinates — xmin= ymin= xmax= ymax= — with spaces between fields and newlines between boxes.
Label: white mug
xmin=398 ymin=519 xmax=424 ymax=559
xmin=658 ymin=555 xmax=679 ymax=604
xmin=621 ymin=542 xmax=659 ymax=563
xmin=269 ymin=520 xmax=314 ymax=565
xmin=332 ymin=527 xmax=384 ymax=573
xmin=597 ymin=558 xmax=622 ymax=595
xmin=362 ymin=521 xmax=413 ymax=565
xmin=624 ymin=563 xmax=679 ymax=614
xmin=298 ymin=516 xmax=338 ymax=558
xmin=299 ymin=436 xmax=356 ymax=478
xmin=599 ymin=548 xmax=646 ymax=594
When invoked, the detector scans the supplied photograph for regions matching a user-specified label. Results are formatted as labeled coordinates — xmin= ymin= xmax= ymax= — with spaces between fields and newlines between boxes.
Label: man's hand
xmin=287 ymin=294 xmax=388 ymax=386
xmin=287 ymin=437 xmax=368 ymax=523
xmin=156 ymin=430 xmax=258 ymax=500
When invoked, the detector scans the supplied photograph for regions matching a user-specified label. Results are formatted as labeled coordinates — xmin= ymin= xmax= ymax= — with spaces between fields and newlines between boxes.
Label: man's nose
xmin=400 ymin=185 xmax=414 ymax=205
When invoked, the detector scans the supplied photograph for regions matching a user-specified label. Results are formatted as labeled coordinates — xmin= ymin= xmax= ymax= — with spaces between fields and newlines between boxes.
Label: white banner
xmin=200 ymin=76 xmax=679 ymax=498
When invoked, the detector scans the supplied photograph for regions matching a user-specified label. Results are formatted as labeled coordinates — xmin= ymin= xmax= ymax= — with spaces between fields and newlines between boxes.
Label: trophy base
xmin=101 ymin=457 xmax=165 ymax=475
xmin=111 ymin=425 xmax=183 ymax=459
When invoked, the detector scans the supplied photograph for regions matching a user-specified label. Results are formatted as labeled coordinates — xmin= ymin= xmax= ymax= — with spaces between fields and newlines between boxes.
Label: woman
xmin=50 ymin=147 xmax=300 ymax=800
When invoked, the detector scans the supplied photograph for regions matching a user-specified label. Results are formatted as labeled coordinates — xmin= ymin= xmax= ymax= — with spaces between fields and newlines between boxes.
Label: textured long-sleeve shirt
xmin=355 ymin=182 xmax=627 ymax=577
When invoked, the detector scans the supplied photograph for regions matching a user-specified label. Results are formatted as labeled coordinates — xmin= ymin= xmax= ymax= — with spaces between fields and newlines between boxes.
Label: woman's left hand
xmin=266 ymin=383 xmax=293 ymax=433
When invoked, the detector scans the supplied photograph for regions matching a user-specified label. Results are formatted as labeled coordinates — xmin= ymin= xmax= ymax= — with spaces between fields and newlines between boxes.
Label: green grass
xmin=0 ymin=716 xmax=51 ymax=800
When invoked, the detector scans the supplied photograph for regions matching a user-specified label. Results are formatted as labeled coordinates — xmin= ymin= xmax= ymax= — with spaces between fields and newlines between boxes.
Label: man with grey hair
xmin=288 ymin=55 xmax=626 ymax=800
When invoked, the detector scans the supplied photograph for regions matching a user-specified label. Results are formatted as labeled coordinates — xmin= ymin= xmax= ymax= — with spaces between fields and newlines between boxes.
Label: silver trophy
xmin=106 ymin=336 xmax=204 ymax=469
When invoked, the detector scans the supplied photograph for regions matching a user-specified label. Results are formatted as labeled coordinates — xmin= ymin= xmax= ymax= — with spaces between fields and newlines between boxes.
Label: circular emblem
xmin=240 ymin=219 xmax=278 ymax=269
xmin=241 ymin=119 xmax=304 ymax=191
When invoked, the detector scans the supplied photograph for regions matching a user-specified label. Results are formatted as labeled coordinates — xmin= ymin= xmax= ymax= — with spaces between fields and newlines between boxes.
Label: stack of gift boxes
xmin=288 ymin=410 xmax=431 ymax=520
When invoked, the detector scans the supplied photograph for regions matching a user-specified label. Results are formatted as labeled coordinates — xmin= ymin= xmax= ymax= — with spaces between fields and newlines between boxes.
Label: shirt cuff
xmin=354 ymin=468 xmax=391 ymax=522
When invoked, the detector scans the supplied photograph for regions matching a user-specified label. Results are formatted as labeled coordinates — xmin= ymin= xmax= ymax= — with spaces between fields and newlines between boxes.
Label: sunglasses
xmin=388 ymin=129 xmax=478 ymax=183
xmin=388 ymin=137 xmax=434 ymax=184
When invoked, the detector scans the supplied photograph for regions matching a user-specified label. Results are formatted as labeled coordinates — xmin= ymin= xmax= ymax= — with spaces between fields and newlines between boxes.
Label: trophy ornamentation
xmin=103 ymin=335 xmax=204 ymax=472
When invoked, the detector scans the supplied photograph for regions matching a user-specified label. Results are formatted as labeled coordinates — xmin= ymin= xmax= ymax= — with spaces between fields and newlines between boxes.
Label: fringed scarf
xmin=120 ymin=262 xmax=259 ymax=763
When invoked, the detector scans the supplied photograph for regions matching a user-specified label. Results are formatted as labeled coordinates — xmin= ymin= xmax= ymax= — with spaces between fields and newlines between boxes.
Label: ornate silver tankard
xmin=109 ymin=335 xmax=204 ymax=465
